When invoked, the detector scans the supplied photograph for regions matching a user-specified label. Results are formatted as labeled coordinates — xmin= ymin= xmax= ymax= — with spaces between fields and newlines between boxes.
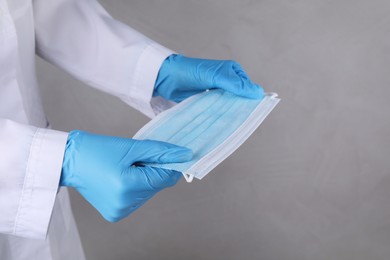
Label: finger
xmin=129 ymin=166 xmax=182 ymax=191
xmin=224 ymin=72 xmax=264 ymax=99
xmin=240 ymin=80 xmax=265 ymax=100
xmin=220 ymin=76 xmax=264 ymax=99
xmin=234 ymin=63 xmax=265 ymax=99
xmin=216 ymin=61 xmax=265 ymax=100
xmin=231 ymin=62 xmax=249 ymax=80
xmin=131 ymin=139 xmax=193 ymax=164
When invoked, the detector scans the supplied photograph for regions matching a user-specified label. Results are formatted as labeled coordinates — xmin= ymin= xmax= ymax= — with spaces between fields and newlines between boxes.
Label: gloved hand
xmin=154 ymin=54 xmax=264 ymax=102
xmin=60 ymin=130 xmax=192 ymax=222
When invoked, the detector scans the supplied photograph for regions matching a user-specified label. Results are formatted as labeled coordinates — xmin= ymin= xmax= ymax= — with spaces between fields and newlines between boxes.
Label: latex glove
xmin=60 ymin=130 xmax=192 ymax=222
xmin=154 ymin=54 xmax=264 ymax=102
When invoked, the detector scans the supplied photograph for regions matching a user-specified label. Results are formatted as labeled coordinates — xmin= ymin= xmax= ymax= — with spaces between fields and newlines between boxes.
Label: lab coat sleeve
xmin=0 ymin=119 xmax=68 ymax=239
xmin=33 ymin=0 xmax=175 ymax=118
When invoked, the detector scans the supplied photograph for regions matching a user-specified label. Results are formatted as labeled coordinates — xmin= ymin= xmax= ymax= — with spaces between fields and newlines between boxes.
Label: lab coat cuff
xmin=125 ymin=42 xmax=176 ymax=118
xmin=13 ymin=128 xmax=68 ymax=239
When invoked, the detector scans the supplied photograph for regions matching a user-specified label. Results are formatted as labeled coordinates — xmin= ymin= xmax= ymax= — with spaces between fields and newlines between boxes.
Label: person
xmin=0 ymin=0 xmax=263 ymax=259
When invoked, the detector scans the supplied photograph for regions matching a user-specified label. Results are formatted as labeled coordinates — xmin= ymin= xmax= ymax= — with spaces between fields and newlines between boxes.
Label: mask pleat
xmin=133 ymin=89 xmax=279 ymax=182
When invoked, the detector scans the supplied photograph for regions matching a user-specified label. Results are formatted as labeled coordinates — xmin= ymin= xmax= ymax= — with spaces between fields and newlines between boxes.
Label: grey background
xmin=36 ymin=0 xmax=390 ymax=259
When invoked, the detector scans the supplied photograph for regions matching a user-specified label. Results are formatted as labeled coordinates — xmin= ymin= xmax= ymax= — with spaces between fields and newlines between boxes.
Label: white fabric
xmin=0 ymin=0 xmax=173 ymax=259
xmin=33 ymin=0 xmax=174 ymax=118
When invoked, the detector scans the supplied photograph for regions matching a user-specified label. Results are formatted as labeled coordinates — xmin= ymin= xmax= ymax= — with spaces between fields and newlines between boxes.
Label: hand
xmin=154 ymin=54 xmax=264 ymax=102
xmin=60 ymin=130 xmax=192 ymax=222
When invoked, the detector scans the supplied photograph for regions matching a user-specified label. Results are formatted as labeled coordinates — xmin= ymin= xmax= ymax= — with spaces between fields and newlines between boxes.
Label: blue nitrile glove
xmin=60 ymin=130 xmax=192 ymax=222
xmin=154 ymin=54 xmax=264 ymax=102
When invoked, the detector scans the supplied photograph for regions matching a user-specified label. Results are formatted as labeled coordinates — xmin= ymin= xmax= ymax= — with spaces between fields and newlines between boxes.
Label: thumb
xmin=131 ymin=139 xmax=193 ymax=164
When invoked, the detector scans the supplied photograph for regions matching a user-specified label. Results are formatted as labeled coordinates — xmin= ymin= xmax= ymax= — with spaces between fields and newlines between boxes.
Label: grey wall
xmin=36 ymin=0 xmax=390 ymax=259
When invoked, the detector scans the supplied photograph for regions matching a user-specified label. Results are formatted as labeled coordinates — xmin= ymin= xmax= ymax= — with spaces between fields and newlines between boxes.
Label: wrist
xmin=154 ymin=54 xmax=207 ymax=102
xmin=153 ymin=54 xmax=178 ymax=95
xmin=60 ymin=130 xmax=81 ymax=187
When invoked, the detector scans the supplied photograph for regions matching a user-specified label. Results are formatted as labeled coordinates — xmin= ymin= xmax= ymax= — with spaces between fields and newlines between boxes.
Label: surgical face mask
xmin=134 ymin=89 xmax=280 ymax=182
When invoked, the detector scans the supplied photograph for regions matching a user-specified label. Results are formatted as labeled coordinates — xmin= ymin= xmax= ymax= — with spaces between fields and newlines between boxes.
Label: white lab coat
xmin=0 ymin=0 xmax=173 ymax=259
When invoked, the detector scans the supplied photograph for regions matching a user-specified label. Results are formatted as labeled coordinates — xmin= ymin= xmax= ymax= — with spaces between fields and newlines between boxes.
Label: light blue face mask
xmin=134 ymin=89 xmax=279 ymax=182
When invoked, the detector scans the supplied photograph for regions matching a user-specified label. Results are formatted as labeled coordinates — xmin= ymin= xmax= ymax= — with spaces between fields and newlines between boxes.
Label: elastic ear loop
xmin=183 ymin=173 xmax=194 ymax=183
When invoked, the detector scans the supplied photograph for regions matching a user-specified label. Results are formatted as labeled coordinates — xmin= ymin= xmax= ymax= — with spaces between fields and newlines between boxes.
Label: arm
xmin=33 ymin=0 xmax=173 ymax=118
xmin=0 ymin=119 xmax=68 ymax=239
xmin=0 ymin=119 xmax=192 ymax=237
